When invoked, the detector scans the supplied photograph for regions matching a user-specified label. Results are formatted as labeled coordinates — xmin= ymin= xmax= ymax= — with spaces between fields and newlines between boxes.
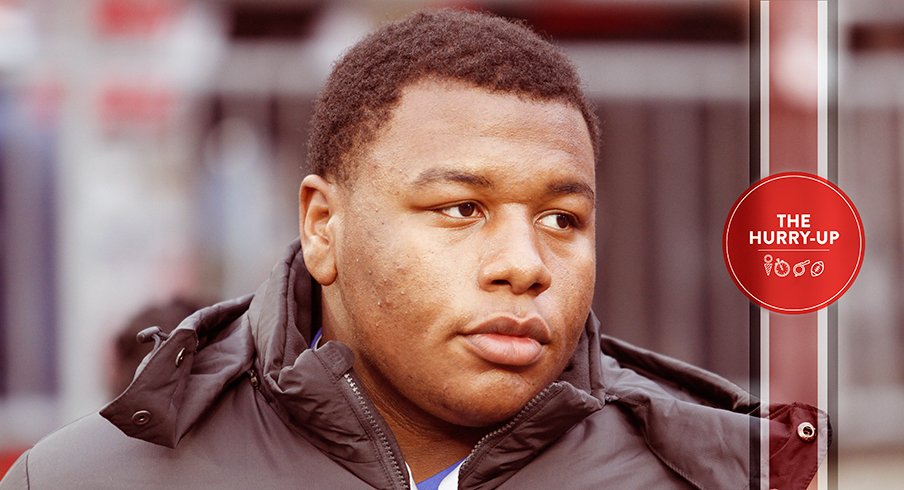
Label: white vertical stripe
xmin=759 ymin=3 xmax=771 ymax=489
xmin=818 ymin=308 xmax=829 ymax=490
xmin=816 ymin=4 xmax=829 ymax=490
xmin=817 ymin=2 xmax=829 ymax=179
xmin=760 ymin=1 xmax=771 ymax=179
xmin=760 ymin=306 xmax=770 ymax=490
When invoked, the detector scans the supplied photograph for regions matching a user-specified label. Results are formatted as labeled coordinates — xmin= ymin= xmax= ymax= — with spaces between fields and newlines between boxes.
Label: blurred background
xmin=0 ymin=0 xmax=901 ymax=485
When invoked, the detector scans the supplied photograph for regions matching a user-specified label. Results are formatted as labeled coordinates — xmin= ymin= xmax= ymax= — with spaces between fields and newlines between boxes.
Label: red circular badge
xmin=723 ymin=172 xmax=865 ymax=314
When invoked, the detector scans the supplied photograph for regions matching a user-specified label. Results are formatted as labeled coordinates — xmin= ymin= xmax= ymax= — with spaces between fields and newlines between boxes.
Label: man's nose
xmin=478 ymin=216 xmax=552 ymax=296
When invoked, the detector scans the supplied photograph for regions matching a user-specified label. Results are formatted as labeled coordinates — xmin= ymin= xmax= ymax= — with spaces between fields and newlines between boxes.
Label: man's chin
xmin=431 ymin=384 xmax=542 ymax=428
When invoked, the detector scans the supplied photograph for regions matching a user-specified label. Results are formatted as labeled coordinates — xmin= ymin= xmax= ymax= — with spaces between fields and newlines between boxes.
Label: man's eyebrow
xmin=412 ymin=168 xmax=594 ymax=201
xmin=412 ymin=168 xmax=494 ymax=188
xmin=549 ymin=181 xmax=595 ymax=202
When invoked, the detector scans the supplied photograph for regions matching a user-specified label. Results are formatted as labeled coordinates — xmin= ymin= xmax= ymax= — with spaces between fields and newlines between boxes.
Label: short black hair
xmin=307 ymin=8 xmax=599 ymax=183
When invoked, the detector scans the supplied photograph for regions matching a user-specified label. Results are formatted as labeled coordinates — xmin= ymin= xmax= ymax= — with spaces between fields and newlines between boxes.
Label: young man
xmin=1 ymin=10 xmax=826 ymax=489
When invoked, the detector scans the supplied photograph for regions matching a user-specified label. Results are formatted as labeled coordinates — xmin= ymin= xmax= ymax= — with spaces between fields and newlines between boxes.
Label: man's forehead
xmin=387 ymin=80 xmax=592 ymax=152
xmin=338 ymin=78 xmax=595 ymax=190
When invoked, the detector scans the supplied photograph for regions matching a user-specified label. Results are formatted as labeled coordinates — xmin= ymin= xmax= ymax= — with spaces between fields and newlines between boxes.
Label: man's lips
xmin=461 ymin=316 xmax=551 ymax=366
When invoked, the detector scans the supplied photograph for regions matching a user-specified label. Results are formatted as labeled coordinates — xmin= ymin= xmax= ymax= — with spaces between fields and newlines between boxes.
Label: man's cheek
xmin=563 ymin=256 xmax=596 ymax=306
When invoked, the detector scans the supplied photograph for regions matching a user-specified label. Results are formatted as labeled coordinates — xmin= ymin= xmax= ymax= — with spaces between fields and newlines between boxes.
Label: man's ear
xmin=299 ymin=174 xmax=339 ymax=286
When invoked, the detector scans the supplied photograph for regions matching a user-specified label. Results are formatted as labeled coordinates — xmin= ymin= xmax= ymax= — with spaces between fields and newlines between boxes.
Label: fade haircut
xmin=307 ymin=8 xmax=600 ymax=183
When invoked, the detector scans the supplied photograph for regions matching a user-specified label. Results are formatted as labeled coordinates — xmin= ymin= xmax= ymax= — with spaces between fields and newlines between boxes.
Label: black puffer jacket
xmin=1 ymin=241 xmax=827 ymax=489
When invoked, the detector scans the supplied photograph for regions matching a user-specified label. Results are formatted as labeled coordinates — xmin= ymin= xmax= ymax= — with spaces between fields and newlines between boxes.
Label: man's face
xmin=323 ymin=79 xmax=596 ymax=427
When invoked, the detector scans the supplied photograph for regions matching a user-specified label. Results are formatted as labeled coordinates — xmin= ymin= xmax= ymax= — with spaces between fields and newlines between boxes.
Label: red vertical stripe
xmin=767 ymin=1 xmax=821 ymax=487
xmin=769 ymin=1 xmax=819 ymax=173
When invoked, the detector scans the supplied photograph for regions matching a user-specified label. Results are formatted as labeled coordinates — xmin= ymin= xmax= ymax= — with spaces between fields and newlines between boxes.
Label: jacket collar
xmin=249 ymin=241 xmax=605 ymax=488
xmin=100 ymin=294 xmax=255 ymax=448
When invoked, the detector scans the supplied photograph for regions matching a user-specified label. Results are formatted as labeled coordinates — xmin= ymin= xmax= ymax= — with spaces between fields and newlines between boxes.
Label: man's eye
xmin=438 ymin=202 xmax=481 ymax=218
xmin=538 ymin=213 xmax=577 ymax=230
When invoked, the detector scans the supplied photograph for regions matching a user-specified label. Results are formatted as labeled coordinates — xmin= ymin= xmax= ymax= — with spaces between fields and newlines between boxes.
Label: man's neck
xmin=320 ymin=322 xmax=488 ymax=481
xmin=387 ymin=414 xmax=480 ymax=482
xmin=360 ymin=371 xmax=487 ymax=482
